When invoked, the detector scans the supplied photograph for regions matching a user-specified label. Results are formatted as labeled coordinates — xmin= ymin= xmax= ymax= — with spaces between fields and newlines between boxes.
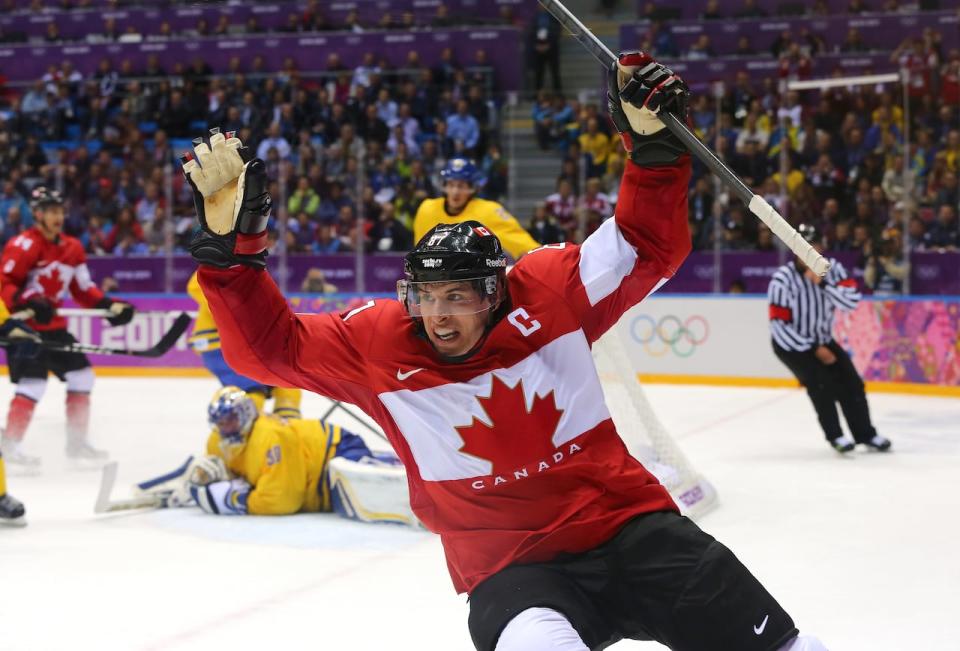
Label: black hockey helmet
xmin=399 ymin=221 xmax=509 ymax=322
xmin=29 ymin=186 xmax=64 ymax=212
xmin=404 ymin=221 xmax=506 ymax=282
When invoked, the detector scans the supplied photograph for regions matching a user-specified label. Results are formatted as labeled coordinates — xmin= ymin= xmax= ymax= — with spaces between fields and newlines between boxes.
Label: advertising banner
xmin=612 ymin=295 xmax=960 ymax=389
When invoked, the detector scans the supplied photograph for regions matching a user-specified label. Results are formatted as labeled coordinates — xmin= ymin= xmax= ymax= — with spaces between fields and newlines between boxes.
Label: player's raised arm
xmin=184 ymin=129 xmax=369 ymax=403
xmin=512 ymin=52 xmax=692 ymax=342
xmin=607 ymin=51 xmax=692 ymax=275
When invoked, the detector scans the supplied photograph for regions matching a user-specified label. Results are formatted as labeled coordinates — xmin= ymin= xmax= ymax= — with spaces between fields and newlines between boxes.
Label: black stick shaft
xmin=535 ymin=0 xmax=831 ymax=276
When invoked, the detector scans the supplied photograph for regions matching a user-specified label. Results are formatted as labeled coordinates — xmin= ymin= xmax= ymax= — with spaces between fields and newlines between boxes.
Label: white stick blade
xmin=94 ymin=461 xmax=119 ymax=514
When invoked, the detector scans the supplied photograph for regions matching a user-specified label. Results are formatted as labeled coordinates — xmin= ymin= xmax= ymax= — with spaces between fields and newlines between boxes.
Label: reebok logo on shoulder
xmin=754 ymin=615 xmax=769 ymax=635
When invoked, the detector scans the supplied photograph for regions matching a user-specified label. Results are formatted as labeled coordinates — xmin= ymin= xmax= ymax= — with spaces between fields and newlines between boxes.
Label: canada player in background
xmin=139 ymin=385 xmax=415 ymax=525
xmin=183 ymin=53 xmax=827 ymax=651
xmin=0 ymin=286 xmax=40 ymax=524
xmin=0 ymin=187 xmax=135 ymax=469
xmin=186 ymin=269 xmax=302 ymax=419
xmin=413 ymin=157 xmax=541 ymax=260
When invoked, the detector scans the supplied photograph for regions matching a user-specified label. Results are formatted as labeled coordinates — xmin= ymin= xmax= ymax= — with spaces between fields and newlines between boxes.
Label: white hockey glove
xmin=190 ymin=478 xmax=251 ymax=515
xmin=187 ymin=454 xmax=229 ymax=486
xmin=183 ymin=127 xmax=272 ymax=269
xmin=158 ymin=455 xmax=230 ymax=507
xmin=607 ymin=51 xmax=689 ymax=166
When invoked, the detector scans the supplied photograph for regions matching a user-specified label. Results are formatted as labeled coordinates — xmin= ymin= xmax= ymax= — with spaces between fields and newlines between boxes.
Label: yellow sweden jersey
xmin=187 ymin=270 xmax=219 ymax=353
xmin=0 ymin=279 xmax=9 ymax=321
xmin=412 ymin=197 xmax=540 ymax=260
xmin=206 ymin=416 xmax=346 ymax=515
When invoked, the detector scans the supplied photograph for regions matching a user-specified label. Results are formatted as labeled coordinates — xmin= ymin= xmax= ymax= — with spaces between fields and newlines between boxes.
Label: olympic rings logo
xmin=629 ymin=315 xmax=710 ymax=358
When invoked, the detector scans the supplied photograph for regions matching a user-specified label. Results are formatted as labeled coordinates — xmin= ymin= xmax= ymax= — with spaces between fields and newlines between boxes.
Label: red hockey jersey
xmin=1 ymin=228 xmax=105 ymax=331
xmin=200 ymin=158 xmax=692 ymax=594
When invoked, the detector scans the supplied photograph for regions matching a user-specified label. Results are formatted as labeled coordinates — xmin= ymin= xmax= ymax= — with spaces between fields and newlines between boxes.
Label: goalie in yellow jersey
xmin=150 ymin=387 xmax=418 ymax=525
xmin=412 ymin=157 xmax=540 ymax=261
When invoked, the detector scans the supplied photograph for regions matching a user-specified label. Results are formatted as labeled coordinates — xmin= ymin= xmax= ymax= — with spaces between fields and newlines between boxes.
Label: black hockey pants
xmin=773 ymin=339 xmax=878 ymax=443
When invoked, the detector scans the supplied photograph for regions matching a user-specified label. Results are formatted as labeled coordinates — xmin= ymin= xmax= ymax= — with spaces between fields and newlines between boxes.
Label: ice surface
xmin=1 ymin=377 xmax=957 ymax=650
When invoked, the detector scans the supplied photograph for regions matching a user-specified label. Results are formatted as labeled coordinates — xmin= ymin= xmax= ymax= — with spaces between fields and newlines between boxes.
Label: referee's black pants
xmin=773 ymin=339 xmax=878 ymax=443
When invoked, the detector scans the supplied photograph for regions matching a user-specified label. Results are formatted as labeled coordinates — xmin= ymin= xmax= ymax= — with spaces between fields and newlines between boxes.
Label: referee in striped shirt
xmin=768 ymin=224 xmax=892 ymax=454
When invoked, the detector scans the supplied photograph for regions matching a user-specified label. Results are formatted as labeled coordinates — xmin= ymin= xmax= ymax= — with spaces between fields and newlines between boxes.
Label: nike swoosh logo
xmin=754 ymin=615 xmax=769 ymax=635
xmin=396 ymin=368 xmax=425 ymax=381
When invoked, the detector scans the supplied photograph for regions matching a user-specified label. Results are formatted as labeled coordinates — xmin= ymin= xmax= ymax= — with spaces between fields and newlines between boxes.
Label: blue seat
xmin=189 ymin=119 xmax=208 ymax=132
xmin=65 ymin=124 xmax=82 ymax=141
xmin=84 ymin=140 xmax=102 ymax=155
xmin=139 ymin=121 xmax=158 ymax=135
xmin=170 ymin=138 xmax=194 ymax=155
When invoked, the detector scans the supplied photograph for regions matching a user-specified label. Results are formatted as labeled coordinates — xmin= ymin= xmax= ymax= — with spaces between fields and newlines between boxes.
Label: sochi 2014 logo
xmin=629 ymin=314 xmax=710 ymax=357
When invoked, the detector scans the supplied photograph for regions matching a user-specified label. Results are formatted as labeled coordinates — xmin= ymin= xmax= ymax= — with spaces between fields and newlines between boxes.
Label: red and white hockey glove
xmin=607 ymin=51 xmax=689 ymax=166
xmin=183 ymin=127 xmax=272 ymax=269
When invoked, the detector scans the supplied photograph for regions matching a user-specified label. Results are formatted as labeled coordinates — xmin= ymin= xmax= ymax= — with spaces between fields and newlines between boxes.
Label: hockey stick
xmin=94 ymin=461 xmax=165 ymax=513
xmin=324 ymin=400 xmax=388 ymax=442
xmin=537 ymin=0 xmax=830 ymax=277
xmin=58 ymin=308 xmax=198 ymax=319
xmin=0 ymin=312 xmax=192 ymax=358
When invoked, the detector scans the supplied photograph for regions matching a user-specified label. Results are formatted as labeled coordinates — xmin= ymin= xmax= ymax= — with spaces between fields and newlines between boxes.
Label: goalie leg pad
xmin=327 ymin=456 xmax=420 ymax=527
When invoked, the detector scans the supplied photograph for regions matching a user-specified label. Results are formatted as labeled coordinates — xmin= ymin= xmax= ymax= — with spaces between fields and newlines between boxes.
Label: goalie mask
xmin=398 ymin=221 xmax=508 ymax=320
xmin=208 ymin=386 xmax=257 ymax=457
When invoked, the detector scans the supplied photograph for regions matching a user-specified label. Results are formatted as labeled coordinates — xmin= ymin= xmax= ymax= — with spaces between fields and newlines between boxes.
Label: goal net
xmin=593 ymin=329 xmax=718 ymax=520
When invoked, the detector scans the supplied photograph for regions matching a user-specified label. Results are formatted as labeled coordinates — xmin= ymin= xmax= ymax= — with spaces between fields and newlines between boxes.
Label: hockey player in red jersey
xmin=0 ymin=187 xmax=135 ymax=469
xmin=184 ymin=57 xmax=827 ymax=651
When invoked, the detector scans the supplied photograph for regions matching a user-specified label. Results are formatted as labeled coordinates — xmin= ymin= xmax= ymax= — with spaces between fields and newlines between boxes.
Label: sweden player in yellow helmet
xmin=412 ymin=157 xmax=540 ymax=261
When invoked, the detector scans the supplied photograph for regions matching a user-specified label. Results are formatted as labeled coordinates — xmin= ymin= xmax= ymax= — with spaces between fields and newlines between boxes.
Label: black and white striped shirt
xmin=767 ymin=259 xmax=861 ymax=352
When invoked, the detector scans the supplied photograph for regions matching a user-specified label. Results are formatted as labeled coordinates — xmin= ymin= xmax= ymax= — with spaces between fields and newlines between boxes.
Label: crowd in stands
xmin=532 ymin=15 xmax=959 ymax=293
xmin=1 ymin=0 xmax=958 ymax=298
xmin=0 ymin=43 xmax=504 ymax=257
xmin=0 ymin=0 xmax=523 ymax=44
xmin=636 ymin=1 xmax=951 ymax=62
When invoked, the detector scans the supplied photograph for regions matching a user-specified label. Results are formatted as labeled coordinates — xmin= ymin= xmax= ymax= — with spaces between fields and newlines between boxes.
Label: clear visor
xmin=398 ymin=277 xmax=502 ymax=318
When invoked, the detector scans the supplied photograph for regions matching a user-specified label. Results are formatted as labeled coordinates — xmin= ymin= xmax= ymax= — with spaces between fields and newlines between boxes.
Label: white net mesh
xmin=593 ymin=329 xmax=718 ymax=520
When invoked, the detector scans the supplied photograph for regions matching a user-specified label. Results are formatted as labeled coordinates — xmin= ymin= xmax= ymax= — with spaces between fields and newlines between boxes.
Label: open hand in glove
xmin=607 ymin=51 xmax=690 ymax=166
xmin=182 ymin=127 xmax=272 ymax=269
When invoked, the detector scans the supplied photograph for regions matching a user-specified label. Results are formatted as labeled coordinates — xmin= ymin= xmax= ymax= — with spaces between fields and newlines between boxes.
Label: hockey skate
xmin=66 ymin=440 xmax=109 ymax=470
xmin=1 ymin=438 xmax=42 ymax=476
xmin=828 ymin=436 xmax=855 ymax=454
xmin=0 ymin=492 xmax=26 ymax=527
xmin=862 ymin=435 xmax=892 ymax=452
